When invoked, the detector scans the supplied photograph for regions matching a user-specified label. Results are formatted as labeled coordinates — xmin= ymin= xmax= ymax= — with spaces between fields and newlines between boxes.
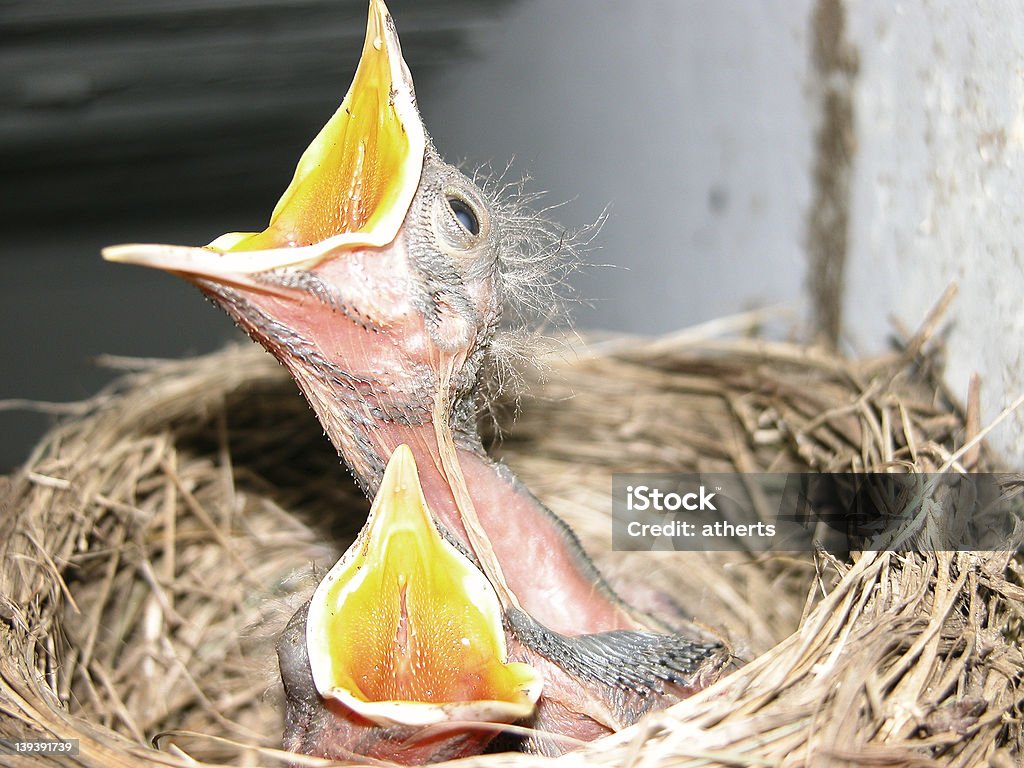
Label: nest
xmin=1 ymin=317 xmax=1022 ymax=767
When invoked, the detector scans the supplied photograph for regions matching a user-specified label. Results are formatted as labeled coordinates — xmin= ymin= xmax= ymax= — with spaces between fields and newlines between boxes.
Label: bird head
xmin=104 ymin=0 xmax=517 ymax=491
xmin=278 ymin=444 xmax=541 ymax=763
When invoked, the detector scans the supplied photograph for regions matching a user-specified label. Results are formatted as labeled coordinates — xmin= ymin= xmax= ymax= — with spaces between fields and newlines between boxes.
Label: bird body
xmin=105 ymin=0 xmax=728 ymax=761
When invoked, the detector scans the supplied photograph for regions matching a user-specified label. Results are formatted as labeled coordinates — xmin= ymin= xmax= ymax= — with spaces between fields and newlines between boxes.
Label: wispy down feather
xmin=470 ymin=160 xmax=605 ymax=431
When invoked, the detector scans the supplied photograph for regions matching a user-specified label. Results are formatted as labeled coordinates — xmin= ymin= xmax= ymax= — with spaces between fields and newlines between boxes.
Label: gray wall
xmin=422 ymin=0 xmax=814 ymax=335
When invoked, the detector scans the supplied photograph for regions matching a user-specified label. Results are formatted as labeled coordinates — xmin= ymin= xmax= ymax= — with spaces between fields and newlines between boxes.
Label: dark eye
xmin=447 ymin=197 xmax=480 ymax=236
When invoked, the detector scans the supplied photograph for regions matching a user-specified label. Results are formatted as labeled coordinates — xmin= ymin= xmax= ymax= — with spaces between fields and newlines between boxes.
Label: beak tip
xmin=368 ymin=0 xmax=390 ymax=27
xmin=382 ymin=444 xmax=419 ymax=492
xmin=101 ymin=244 xmax=130 ymax=263
xmin=99 ymin=243 xmax=179 ymax=271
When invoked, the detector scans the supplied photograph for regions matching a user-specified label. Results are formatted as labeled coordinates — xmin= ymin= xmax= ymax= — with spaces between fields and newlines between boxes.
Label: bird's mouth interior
xmin=102 ymin=0 xmax=425 ymax=279
xmin=214 ymin=0 xmax=421 ymax=253
xmin=305 ymin=445 xmax=542 ymax=727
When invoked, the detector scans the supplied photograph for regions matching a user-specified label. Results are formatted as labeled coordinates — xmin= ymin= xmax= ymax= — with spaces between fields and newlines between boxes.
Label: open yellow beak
xmin=306 ymin=445 xmax=542 ymax=728
xmin=103 ymin=0 xmax=426 ymax=283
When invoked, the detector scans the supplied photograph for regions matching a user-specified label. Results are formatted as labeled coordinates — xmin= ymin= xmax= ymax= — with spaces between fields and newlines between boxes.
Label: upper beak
xmin=102 ymin=0 xmax=426 ymax=285
xmin=306 ymin=444 xmax=542 ymax=728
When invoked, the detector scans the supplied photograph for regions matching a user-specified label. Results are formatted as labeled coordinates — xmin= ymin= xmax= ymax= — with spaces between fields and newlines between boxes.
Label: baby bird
xmin=105 ymin=0 xmax=728 ymax=760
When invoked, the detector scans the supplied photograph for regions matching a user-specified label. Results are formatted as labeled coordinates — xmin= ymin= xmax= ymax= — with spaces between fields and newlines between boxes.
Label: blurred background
xmin=3 ymin=0 xmax=1023 ymax=470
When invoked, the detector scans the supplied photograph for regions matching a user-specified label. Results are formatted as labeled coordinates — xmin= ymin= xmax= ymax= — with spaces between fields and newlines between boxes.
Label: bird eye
xmin=447 ymin=197 xmax=480 ymax=236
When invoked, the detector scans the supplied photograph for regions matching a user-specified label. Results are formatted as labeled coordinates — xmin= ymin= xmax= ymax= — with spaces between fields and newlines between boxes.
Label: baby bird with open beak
xmin=279 ymin=443 xmax=543 ymax=762
xmin=105 ymin=0 xmax=729 ymax=760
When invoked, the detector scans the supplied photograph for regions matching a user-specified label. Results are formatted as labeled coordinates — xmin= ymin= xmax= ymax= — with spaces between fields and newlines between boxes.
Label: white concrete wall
xmin=844 ymin=1 xmax=1024 ymax=465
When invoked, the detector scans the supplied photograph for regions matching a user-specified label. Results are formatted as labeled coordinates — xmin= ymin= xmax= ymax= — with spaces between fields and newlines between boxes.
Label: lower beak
xmin=305 ymin=444 xmax=542 ymax=728
xmin=101 ymin=241 xmax=321 ymax=297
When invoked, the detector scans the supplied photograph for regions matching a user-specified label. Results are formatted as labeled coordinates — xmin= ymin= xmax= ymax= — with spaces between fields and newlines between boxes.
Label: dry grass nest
xmin=1 ymin=310 xmax=1023 ymax=767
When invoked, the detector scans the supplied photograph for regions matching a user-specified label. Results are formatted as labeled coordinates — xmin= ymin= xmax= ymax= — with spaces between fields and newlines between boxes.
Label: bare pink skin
xmin=194 ymin=166 xmax=640 ymax=636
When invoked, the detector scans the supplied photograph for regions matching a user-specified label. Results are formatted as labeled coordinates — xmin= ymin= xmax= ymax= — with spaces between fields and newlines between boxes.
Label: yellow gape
xmin=103 ymin=0 xmax=427 ymax=278
xmin=221 ymin=0 xmax=421 ymax=251
xmin=305 ymin=445 xmax=542 ymax=727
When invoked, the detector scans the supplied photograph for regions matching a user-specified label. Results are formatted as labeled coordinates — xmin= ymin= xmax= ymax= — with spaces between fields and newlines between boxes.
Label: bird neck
xmin=297 ymin=362 xmax=640 ymax=637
